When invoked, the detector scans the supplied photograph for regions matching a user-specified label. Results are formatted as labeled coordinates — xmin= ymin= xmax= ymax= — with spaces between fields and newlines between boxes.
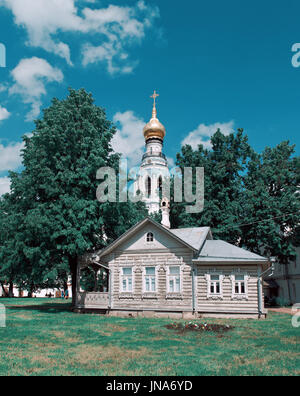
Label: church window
xmin=121 ymin=267 xmax=133 ymax=293
xmin=145 ymin=177 xmax=151 ymax=198
xmin=168 ymin=266 xmax=181 ymax=293
xmin=146 ymin=232 xmax=154 ymax=243
xmin=144 ymin=267 xmax=156 ymax=292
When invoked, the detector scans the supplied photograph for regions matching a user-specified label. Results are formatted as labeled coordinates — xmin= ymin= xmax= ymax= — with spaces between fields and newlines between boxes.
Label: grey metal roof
xmin=195 ymin=240 xmax=268 ymax=262
xmin=170 ymin=227 xmax=211 ymax=251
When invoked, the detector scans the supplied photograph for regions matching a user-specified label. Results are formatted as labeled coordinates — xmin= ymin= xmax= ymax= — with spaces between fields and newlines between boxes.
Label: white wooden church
xmin=75 ymin=92 xmax=270 ymax=319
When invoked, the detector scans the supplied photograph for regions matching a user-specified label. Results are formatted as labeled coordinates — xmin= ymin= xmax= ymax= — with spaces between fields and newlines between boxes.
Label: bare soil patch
xmin=165 ymin=321 xmax=234 ymax=334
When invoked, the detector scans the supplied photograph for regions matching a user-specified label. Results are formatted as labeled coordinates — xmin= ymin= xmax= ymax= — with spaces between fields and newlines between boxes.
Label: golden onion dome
xmin=143 ymin=91 xmax=166 ymax=141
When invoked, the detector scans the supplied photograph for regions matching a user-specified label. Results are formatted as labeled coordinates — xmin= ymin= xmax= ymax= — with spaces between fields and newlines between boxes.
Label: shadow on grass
xmin=6 ymin=302 xmax=72 ymax=314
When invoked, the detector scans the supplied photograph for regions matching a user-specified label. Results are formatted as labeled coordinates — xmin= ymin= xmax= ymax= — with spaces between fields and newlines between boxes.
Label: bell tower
xmin=134 ymin=91 xmax=169 ymax=214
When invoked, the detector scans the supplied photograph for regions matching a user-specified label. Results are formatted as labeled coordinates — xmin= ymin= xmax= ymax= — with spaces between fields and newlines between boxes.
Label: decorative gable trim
xmin=97 ymin=217 xmax=198 ymax=259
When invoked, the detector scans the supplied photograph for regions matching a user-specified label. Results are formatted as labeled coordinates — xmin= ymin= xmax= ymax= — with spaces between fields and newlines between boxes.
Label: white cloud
xmin=81 ymin=3 xmax=158 ymax=73
xmin=0 ymin=177 xmax=11 ymax=196
xmin=1 ymin=0 xmax=160 ymax=73
xmin=82 ymin=42 xmax=138 ymax=75
xmin=182 ymin=121 xmax=235 ymax=150
xmin=0 ymin=140 xmax=24 ymax=171
xmin=0 ymin=84 xmax=8 ymax=93
xmin=0 ymin=106 xmax=10 ymax=121
xmin=1 ymin=0 xmax=83 ymax=65
xmin=112 ymin=111 xmax=146 ymax=167
xmin=167 ymin=156 xmax=175 ymax=168
xmin=9 ymin=57 xmax=63 ymax=121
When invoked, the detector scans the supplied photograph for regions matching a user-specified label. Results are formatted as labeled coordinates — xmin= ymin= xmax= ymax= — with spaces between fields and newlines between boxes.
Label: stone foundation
xmin=73 ymin=308 xmax=266 ymax=319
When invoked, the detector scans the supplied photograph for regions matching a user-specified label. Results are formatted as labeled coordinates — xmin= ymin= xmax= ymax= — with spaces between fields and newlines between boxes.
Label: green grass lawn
xmin=0 ymin=298 xmax=299 ymax=376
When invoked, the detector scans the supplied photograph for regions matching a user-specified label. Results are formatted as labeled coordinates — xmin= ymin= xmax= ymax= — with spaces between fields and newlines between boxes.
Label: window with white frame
xmin=210 ymin=274 xmax=221 ymax=294
xmin=121 ymin=267 xmax=133 ymax=293
xmin=205 ymin=273 xmax=224 ymax=299
xmin=235 ymin=275 xmax=246 ymax=294
xmin=146 ymin=232 xmax=154 ymax=243
xmin=231 ymin=272 xmax=249 ymax=300
xmin=144 ymin=267 xmax=156 ymax=292
xmin=168 ymin=266 xmax=181 ymax=293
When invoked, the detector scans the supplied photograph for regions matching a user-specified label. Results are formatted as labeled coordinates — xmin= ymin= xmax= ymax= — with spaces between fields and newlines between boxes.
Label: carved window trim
xmin=119 ymin=265 xmax=135 ymax=295
xmin=142 ymin=265 xmax=158 ymax=296
xmin=205 ymin=271 xmax=224 ymax=300
xmin=166 ymin=265 xmax=183 ymax=296
xmin=230 ymin=270 xmax=249 ymax=301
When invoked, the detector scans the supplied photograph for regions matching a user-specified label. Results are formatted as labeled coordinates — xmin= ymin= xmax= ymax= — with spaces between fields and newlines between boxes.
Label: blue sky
xmin=0 ymin=0 xmax=300 ymax=195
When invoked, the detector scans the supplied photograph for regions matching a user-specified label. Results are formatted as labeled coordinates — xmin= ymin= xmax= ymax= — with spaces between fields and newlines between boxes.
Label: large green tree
xmin=172 ymin=129 xmax=300 ymax=273
xmin=171 ymin=128 xmax=252 ymax=243
xmin=241 ymin=142 xmax=300 ymax=280
xmin=2 ymin=88 xmax=147 ymax=304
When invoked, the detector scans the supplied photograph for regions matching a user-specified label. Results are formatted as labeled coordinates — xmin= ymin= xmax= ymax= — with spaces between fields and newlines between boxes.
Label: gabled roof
xmin=194 ymin=240 xmax=268 ymax=263
xmin=98 ymin=217 xmax=199 ymax=258
xmin=80 ymin=216 xmax=268 ymax=266
xmin=170 ymin=227 xmax=211 ymax=251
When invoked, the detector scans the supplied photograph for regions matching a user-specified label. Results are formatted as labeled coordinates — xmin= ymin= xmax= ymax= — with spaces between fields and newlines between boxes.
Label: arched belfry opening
xmin=158 ymin=176 xmax=163 ymax=199
xmin=146 ymin=176 xmax=152 ymax=198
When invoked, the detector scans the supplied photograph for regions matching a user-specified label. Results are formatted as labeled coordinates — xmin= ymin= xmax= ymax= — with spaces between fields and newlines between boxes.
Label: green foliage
xmin=241 ymin=142 xmax=300 ymax=263
xmin=172 ymin=129 xmax=300 ymax=264
xmin=80 ymin=266 xmax=107 ymax=292
xmin=149 ymin=210 xmax=162 ymax=223
xmin=0 ymin=88 xmax=147 ymax=299
xmin=172 ymin=128 xmax=252 ymax=243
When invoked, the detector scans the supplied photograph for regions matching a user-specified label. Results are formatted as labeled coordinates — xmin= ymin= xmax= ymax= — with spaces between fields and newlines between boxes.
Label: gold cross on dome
xmin=150 ymin=90 xmax=159 ymax=106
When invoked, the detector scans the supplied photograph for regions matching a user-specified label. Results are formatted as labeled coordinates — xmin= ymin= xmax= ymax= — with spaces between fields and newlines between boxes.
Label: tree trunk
xmin=8 ymin=282 xmax=14 ymax=298
xmin=0 ymin=281 xmax=8 ymax=297
xmin=69 ymin=256 xmax=78 ymax=309
xmin=28 ymin=283 xmax=34 ymax=298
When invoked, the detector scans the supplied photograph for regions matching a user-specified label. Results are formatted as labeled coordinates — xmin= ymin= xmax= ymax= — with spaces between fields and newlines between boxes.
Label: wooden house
xmin=75 ymin=217 xmax=269 ymax=319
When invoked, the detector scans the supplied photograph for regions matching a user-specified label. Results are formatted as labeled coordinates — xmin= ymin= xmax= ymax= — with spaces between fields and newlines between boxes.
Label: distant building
xmin=265 ymin=246 xmax=300 ymax=305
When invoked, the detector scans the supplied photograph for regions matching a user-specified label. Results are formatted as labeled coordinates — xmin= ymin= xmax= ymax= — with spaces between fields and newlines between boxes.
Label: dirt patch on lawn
xmin=92 ymin=323 xmax=128 ymax=337
xmin=12 ymin=313 xmax=33 ymax=321
xmin=105 ymin=324 xmax=127 ymax=332
xmin=52 ymin=331 xmax=66 ymax=339
xmin=165 ymin=322 xmax=234 ymax=334
xmin=30 ymin=354 xmax=57 ymax=367
xmin=268 ymin=308 xmax=294 ymax=315
xmin=73 ymin=345 xmax=150 ymax=369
